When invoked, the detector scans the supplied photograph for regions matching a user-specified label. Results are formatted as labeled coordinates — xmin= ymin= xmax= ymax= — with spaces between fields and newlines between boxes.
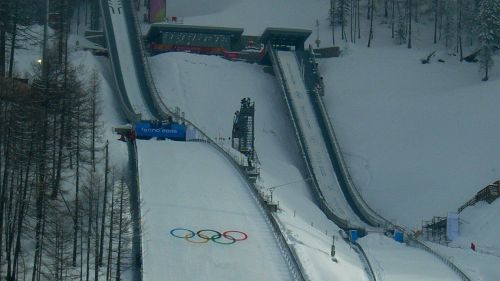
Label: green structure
xmin=260 ymin=27 xmax=312 ymax=50
xmin=146 ymin=23 xmax=244 ymax=52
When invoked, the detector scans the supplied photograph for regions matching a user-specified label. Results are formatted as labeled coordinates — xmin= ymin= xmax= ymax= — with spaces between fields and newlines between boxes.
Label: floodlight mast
xmin=42 ymin=0 xmax=49 ymax=80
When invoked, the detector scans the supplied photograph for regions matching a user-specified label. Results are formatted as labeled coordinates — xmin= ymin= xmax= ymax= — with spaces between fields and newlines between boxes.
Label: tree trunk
xmin=115 ymin=181 xmax=125 ymax=281
xmin=73 ymin=104 xmax=81 ymax=266
xmin=367 ymin=0 xmax=374 ymax=47
xmin=457 ymin=0 xmax=463 ymax=61
xmin=407 ymin=0 xmax=412 ymax=49
xmin=391 ymin=0 xmax=395 ymax=38
xmin=331 ymin=0 xmax=335 ymax=45
xmin=357 ymin=0 xmax=360 ymax=39
xmin=0 ymin=114 xmax=12 ymax=271
xmin=106 ymin=183 xmax=115 ymax=281
xmin=433 ymin=0 xmax=438 ymax=44
xmin=86 ymin=185 xmax=92 ymax=281
xmin=0 ymin=29 xmax=5 ymax=77
xmin=99 ymin=141 xmax=109 ymax=266
xmin=8 ymin=2 xmax=18 ymax=78
xmin=350 ymin=0 xmax=354 ymax=42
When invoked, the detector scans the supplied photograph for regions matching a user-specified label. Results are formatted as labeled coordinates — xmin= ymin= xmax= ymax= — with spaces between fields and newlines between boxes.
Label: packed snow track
xmin=103 ymin=0 xmax=152 ymax=119
xmin=274 ymin=50 xmax=366 ymax=228
xmin=138 ymin=141 xmax=296 ymax=280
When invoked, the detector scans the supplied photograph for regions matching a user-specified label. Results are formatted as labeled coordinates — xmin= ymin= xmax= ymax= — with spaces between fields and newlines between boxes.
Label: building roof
xmin=146 ymin=23 xmax=244 ymax=40
xmin=260 ymin=27 xmax=312 ymax=44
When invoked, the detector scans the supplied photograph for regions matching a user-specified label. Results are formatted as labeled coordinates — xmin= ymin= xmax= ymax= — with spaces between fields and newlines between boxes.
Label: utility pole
xmin=315 ymin=19 xmax=321 ymax=48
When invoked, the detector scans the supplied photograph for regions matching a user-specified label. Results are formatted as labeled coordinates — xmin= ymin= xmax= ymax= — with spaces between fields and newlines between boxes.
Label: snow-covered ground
xmin=134 ymin=0 xmax=499 ymax=279
xmin=164 ymin=0 xmax=329 ymax=36
xmin=148 ymin=51 xmax=477 ymax=280
xmin=422 ymin=200 xmax=500 ymax=281
xmin=323 ymin=43 xmax=500 ymax=229
xmin=149 ymin=52 xmax=373 ymax=280
xmin=137 ymin=140 xmax=294 ymax=281
xmin=359 ymin=234 xmax=459 ymax=281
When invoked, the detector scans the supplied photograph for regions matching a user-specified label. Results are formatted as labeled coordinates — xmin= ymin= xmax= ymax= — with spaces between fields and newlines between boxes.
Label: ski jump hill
xmin=99 ymin=0 xmax=304 ymax=280
xmin=99 ymin=0 xmax=473 ymax=280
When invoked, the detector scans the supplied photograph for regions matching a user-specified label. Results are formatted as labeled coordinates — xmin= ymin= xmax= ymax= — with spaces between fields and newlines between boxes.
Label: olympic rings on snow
xmin=170 ymin=228 xmax=248 ymax=245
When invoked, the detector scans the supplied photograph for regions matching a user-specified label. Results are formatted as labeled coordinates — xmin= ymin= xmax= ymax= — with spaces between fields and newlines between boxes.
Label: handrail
xmin=408 ymin=238 xmax=472 ymax=281
xmin=124 ymin=6 xmax=306 ymax=280
xmin=352 ymin=241 xmax=377 ymax=281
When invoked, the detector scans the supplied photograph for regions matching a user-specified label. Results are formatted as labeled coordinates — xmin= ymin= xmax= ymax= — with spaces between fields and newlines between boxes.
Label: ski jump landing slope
xmin=275 ymin=51 xmax=365 ymax=228
xmin=137 ymin=141 xmax=294 ymax=281
xmin=105 ymin=0 xmax=152 ymax=119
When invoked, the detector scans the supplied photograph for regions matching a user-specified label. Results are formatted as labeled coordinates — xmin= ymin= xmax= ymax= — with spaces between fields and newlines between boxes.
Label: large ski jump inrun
xmin=107 ymin=0 xmax=152 ymax=118
xmin=138 ymin=141 xmax=294 ymax=280
xmin=276 ymin=51 xmax=364 ymax=226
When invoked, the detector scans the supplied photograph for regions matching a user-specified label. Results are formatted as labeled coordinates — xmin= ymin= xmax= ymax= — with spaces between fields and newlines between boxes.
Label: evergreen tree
xmin=337 ymin=0 xmax=350 ymax=41
xmin=476 ymin=0 xmax=500 ymax=81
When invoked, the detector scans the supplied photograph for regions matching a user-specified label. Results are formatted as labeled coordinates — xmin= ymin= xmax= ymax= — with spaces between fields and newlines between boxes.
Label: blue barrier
xmin=394 ymin=231 xmax=404 ymax=243
xmin=350 ymin=230 xmax=359 ymax=242
xmin=135 ymin=121 xmax=187 ymax=141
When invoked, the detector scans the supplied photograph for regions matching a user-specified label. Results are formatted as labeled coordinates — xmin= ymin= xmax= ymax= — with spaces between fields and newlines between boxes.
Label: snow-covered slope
xmin=358 ymin=234 xmax=460 ymax=281
xmin=143 ymin=0 xmax=499 ymax=279
xmin=165 ymin=0 xmax=329 ymax=35
xmin=148 ymin=52 xmax=469 ymax=280
xmin=322 ymin=44 xmax=500 ymax=229
xmin=149 ymin=52 xmax=372 ymax=280
xmin=137 ymin=140 xmax=295 ymax=281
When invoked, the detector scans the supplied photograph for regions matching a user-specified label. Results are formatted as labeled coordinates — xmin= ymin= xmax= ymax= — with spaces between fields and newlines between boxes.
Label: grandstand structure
xmin=145 ymin=24 xmax=312 ymax=61
xmin=146 ymin=24 xmax=244 ymax=55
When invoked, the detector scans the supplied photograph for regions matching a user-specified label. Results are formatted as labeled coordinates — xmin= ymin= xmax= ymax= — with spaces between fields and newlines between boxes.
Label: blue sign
xmin=349 ymin=230 xmax=358 ymax=242
xmin=135 ymin=121 xmax=187 ymax=141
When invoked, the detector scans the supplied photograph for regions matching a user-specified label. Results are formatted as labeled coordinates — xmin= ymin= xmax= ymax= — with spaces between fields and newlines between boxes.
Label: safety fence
xmin=352 ymin=241 xmax=377 ymax=281
xmin=408 ymin=238 xmax=472 ymax=281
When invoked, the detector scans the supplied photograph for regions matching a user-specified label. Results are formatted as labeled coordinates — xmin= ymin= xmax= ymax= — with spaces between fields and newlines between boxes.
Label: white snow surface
xmin=165 ymin=0 xmax=329 ymax=36
xmin=422 ymin=200 xmax=500 ymax=281
xmin=322 ymin=43 xmax=500 ymax=229
xmin=137 ymin=140 xmax=294 ymax=281
xmin=107 ymin=0 xmax=152 ymax=118
xmin=148 ymin=52 xmax=371 ymax=280
xmin=141 ymin=0 xmax=500 ymax=279
xmin=358 ymin=234 xmax=459 ymax=281
xmin=148 ymin=52 xmax=444 ymax=281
